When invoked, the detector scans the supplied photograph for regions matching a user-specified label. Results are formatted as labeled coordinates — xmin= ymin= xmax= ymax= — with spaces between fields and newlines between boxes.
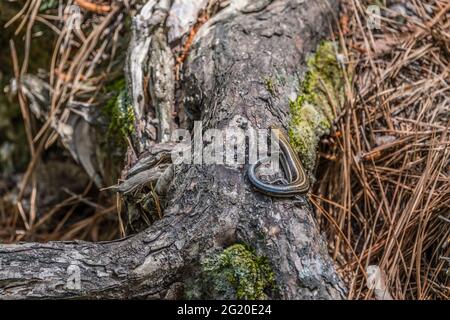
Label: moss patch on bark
xmin=102 ymin=78 xmax=135 ymax=146
xmin=201 ymin=244 xmax=275 ymax=300
xmin=289 ymin=41 xmax=344 ymax=171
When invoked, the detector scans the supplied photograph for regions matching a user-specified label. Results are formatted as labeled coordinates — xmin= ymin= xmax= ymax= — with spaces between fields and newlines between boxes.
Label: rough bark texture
xmin=0 ymin=0 xmax=346 ymax=299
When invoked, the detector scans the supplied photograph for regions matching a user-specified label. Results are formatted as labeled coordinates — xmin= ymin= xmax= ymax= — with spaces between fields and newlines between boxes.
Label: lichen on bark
xmin=95 ymin=77 xmax=135 ymax=185
xmin=200 ymin=244 xmax=275 ymax=300
xmin=289 ymin=41 xmax=345 ymax=171
xmin=103 ymin=78 xmax=135 ymax=144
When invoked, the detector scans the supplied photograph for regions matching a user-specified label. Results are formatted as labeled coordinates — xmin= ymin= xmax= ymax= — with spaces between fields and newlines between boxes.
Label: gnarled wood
xmin=0 ymin=0 xmax=345 ymax=299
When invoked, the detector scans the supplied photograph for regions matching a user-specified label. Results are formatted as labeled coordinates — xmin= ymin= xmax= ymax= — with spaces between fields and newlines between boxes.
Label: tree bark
xmin=0 ymin=0 xmax=346 ymax=299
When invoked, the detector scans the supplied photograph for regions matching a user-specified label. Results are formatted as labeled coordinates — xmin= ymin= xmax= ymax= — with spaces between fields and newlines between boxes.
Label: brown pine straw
xmin=74 ymin=0 xmax=111 ymax=14
xmin=313 ymin=0 xmax=449 ymax=299
xmin=1 ymin=0 xmax=448 ymax=300
xmin=1 ymin=0 xmax=124 ymax=243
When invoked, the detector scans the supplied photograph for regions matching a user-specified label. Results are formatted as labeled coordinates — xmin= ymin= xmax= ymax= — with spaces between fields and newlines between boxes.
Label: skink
xmin=248 ymin=127 xmax=309 ymax=197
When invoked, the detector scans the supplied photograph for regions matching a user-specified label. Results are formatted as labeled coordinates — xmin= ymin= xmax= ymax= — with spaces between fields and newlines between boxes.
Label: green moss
xmin=39 ymin=0 xmax=59 ymax=12
xmin=289 ymin=41 xmax=344 ymax=171
xmin=103 ymin=78 xmax=135 ymax=144
xmin=95 ymin=78 xmax=134 ymax=184
xmin=202 ymin=244 xmax=275 ymax=300
xmin=105 ymin=77 xmax=126 ymax=93
xmin=264 ymin=77 xmax=276 ymax=96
